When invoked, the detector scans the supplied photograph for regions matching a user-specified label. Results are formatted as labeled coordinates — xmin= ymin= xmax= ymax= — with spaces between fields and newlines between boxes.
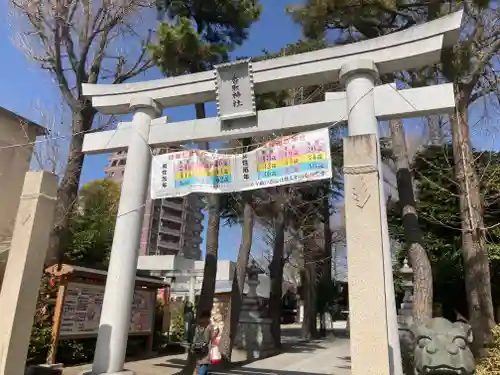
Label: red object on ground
xmin=210 ymin=335 xmax=221 ymax=364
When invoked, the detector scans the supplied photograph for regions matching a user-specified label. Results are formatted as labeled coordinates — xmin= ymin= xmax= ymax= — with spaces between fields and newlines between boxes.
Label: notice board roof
xmin=45 ymin=263 xmax=166 ymax=289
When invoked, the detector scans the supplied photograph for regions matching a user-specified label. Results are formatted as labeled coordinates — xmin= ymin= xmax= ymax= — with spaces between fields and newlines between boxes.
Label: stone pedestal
xmin=0 ymin=172 xmax=58 ymax=375
xmin=232 ymin=261 xmax=276 ymax=361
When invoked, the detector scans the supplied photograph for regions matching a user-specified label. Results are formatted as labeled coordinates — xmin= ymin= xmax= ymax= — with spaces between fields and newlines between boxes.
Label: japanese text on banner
xmin=150 ymin=128 xmax=332 ymax=199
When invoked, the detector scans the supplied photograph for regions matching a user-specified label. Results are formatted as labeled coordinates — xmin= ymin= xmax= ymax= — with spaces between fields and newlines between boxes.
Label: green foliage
xmin=316 ymin=279 xmax=340 ymax=313
xmin=169 ymin=303 xmax=185 ymax=342
xmin=289 ymin=0 xmax=492 ymax=40
xmin=288 ymin=0 xmax=420 ymax=40
xmin=387 ymin=144 xmax=500 ymax=319
xmin=64 ymin=179 xmax=120 ymax=266
xmin=149 ymin=0 xmax=261 ymax=75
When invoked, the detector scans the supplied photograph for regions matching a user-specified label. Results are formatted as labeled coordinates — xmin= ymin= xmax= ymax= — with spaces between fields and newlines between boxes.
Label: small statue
xmin=400 ymin=317 xmax=476 ymax=375
xmin=183 ymin=301 xmax=195 ymax=343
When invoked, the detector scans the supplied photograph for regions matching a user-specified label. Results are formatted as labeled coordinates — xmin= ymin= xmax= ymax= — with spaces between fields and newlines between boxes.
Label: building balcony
xmin=159 ymin=226 xmax=181 ymax=236
xmin=157 ymin=240 xmax=181 ymax=251
xmin=162 ymin=206 xmax=184 ymax=218
xmin=162 ymin=200 xmax=183 ymax=211
xmin=184 ymin=221 xmax=203 ymax=233
xmin=184 ymin=236 xmax=202 ymax=246
xmin=161 ymin=214 xmax=183 ymax=224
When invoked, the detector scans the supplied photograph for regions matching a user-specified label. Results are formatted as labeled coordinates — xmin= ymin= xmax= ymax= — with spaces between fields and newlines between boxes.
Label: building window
xmin=111 ymin=160 xmax=118 ymax=167
xmin=119 ymin=159 xmax=126 ymax=166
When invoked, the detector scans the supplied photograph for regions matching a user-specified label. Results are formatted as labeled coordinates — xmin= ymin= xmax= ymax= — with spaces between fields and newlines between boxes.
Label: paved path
xmin=63 ymin=324 xmax=350 ymax=375
xmin=221 ymin=337 xmax=351 ymax=375
xmin=62 ymin=338 xmax=350 ymax=375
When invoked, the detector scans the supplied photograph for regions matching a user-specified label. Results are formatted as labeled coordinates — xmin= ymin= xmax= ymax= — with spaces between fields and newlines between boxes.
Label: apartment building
xmin=104 ymin=150 xmax=204 ymax=260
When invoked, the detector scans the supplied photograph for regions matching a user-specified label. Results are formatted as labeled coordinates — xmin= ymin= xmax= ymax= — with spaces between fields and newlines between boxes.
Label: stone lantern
xmin=398 ymin=258 xmax=414 ymax=328
xmin=233 ymin=259 xmax=276 ymax=360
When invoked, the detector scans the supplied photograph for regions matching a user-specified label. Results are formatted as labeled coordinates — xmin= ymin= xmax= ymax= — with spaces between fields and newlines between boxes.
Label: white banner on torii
xmin=150 ymin=128 xmax=332 ymax=199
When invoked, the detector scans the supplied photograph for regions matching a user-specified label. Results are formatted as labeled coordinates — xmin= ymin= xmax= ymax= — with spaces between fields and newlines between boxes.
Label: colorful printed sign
xmin=150 ymin=128 xmax=332 ymax=199
xmin=59 ymin=282 xmax=155 ymax=338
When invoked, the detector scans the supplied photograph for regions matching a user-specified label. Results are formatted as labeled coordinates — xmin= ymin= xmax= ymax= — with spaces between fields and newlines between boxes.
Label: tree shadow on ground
xmin=335 ymin=356 xmax=351 ymax=370
xmin=158 ymin=339 xmax=329 ymax=368
xmin=155 ymin=339 xmax=351 ymax=375
xmin=155 ymin=365 xmax=351 ymax=375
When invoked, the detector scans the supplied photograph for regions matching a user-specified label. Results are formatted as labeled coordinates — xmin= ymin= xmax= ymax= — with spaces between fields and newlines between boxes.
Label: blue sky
xmin=0 ymin=1 xmax=498 ymax=262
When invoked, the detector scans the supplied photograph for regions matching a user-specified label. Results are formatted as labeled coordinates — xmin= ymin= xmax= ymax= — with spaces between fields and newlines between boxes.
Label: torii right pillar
xmin=341 ymin=59 xmax=402 ymax=375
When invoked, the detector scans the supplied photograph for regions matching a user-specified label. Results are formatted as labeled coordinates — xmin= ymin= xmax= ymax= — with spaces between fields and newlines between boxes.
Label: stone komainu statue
xmin=400 ymin=317 xmax=476 ymax=375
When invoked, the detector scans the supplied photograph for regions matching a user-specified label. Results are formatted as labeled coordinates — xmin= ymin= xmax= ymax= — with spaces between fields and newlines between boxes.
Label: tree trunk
xmin=219 ymin=143 xmax=254 ymax=360
xmin=322 ymin=192 xmax=332 ymax=283
xmin=194 ymin=102 xmax=220 ymax=318
xmin=389 ymin=119 xmax=433 ymax=322
xmin=196 ymin=194 xmax=220 ymax=316
xmin=301 ymin=233 xmax=317 ymax=340
xmin=47 ymin=105 xmax=95 ymax=266
xmin=320 ymin=191 xmax=332 ymax=337
xmin=182 ymin=103 xmax=219 ymax=375
xmin=451 ymin=87 xmax=495 ymax=357
xmin=269 ymin=200 xmax=286 ymax=348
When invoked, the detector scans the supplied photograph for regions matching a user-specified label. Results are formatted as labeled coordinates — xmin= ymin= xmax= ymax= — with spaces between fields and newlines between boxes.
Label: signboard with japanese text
xmin=59 ymin=282 xmax=155 ymax=338
xmin=215 ymin=59 xmax=256 ymax=121
xmin=150 ymin=128 xmax=332 ymax=199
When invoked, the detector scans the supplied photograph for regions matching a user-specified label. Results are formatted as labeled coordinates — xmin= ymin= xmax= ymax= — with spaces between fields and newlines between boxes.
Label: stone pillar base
xmin=81 ymin=370 xmax=135 ymax=375
xmin=25 ymin=364 xmax=62 ymax=375
xmin=232 ymin=318 xmax=277 ymax=361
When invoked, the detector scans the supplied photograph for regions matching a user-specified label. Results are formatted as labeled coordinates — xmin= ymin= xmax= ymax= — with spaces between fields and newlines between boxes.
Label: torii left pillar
xmin=90 ymin=97 xmax=161 ymax=375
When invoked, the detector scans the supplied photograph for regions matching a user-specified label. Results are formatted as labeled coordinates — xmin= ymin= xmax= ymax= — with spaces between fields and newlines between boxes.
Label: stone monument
xmin=232 ymin=260 xmax=275 ymax=360
xmin=0 ymin=172 xmax=58 ymax=375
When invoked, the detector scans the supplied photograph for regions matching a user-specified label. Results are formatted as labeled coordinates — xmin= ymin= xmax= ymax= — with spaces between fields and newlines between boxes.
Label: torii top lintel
xmin=82 ymin=11 xmax=463 ymax=115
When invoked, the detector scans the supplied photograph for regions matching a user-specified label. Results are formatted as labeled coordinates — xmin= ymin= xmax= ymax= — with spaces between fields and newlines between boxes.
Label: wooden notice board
xmin=45 ymin=264 xmax=165 ymax=365
xmin=59 ymin=282 xmax=155 ymax=338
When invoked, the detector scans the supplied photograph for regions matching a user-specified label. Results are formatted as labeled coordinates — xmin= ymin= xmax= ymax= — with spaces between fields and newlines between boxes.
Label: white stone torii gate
xmin=81 ymin=11 xmax=462 ymax=375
